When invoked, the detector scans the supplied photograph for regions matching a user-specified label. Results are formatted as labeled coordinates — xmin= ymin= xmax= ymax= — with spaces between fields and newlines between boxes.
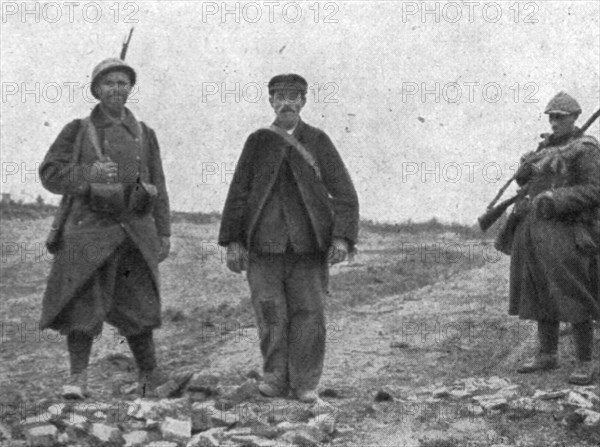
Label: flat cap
xmin=268 ymin=73 xmax=308 ymax=95
xmin=544 ymin=91 xmax=581 ymax=115
xmin=91 ymin=58 xmax=136 ymax=99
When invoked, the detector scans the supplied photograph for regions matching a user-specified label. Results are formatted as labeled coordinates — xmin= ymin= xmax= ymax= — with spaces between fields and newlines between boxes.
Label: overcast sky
xmin=1 ymin=1 xmax=599 ymax=224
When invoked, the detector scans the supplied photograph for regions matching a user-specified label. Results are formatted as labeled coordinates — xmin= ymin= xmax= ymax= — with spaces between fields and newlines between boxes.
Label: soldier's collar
xmin=92 ymin=104 xmax=141 ymax=138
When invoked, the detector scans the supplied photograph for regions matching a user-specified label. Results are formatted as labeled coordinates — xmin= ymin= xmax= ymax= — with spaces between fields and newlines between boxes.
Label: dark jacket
xmin=509 ymin=130 xmax=600 ymax=322
xmin=39 ymin=105 xmax=170 ymax=330
xmin=218 ymin=119 xmax=359 ymax=253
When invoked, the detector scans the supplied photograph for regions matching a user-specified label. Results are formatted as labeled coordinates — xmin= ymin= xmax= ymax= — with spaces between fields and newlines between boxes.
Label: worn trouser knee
xmin=573 ymin=320 xmax=594 ymax=362
xmin=126 ymin=330 xmax=157 ymax=372
xmin=67 ymin=331 xmax=94 ymax=375
xmin=537 ymin=320 xmax=559 ymax=355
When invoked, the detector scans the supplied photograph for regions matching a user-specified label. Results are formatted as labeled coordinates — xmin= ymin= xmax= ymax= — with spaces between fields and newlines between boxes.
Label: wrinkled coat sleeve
xmin=316 ymin=132 xmax=359 ymax=249
xmin=218 ymin=132 xmax=257 ymax=247
xmin=144 ymin=124 xmax=171 ymax=236
xmin=39 ymin=119 xmax=90 ymax=196
xmin=552 ymin=140 xmax=600 ymax=217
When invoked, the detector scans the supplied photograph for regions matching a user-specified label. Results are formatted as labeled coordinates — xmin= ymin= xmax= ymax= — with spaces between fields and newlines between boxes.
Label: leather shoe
xmin=61 ymin=370 xmax=89 ymax=400
xmin=517 ymin=353 xmax=558 ymax=373
xmin=295 ymin=388 xmax=319 ymax=403
xmin=258 ymin=382 xmax=288 ymax=398
xmin=568 ymin=361 xmax=596 ymax=385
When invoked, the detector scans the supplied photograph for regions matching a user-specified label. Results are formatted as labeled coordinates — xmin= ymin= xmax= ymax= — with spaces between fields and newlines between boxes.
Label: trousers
xmin=538 ymin=320 xmax=594 ymax=361
xmin=247 ymin=251 xmax=328 ymax=392
xmin=67 ymin=330 xmax=157 ymax=374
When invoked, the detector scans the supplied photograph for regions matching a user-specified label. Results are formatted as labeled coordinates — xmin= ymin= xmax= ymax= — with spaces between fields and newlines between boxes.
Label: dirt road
xmin=1 ymin=219 xmax=598 ymax=446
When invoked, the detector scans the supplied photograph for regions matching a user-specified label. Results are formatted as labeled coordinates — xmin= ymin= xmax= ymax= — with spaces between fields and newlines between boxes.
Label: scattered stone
xmin=308 ymin=413 xmax=335 ymax=435
xmin=497 ymin=386 xmax=519 ymax=399
xmin=212 ymin=410 xmax=240 ymax=427
xmin=160 ymin=416 xmax=192 ymax=442
xmin=280 ymin=429 xmax=319 ymax=447
xmin=562 ymin=411 xmax=585 ymax=428
xmin=449 ymin=389 xmax=472 ymax=399
xmin=574 ymin=408 xmax=600 ymax=426
xmin=473 ymin=395 xmax=508 ymax=411
xmin=229 ymin=379 xmax=260 ymax=402
xmin=319 ymin=388 xmax=339 ymax=398
xmin=121 ymin=383 xmax=140 ymax=395
xmin=0 ymin=422 xmax=12 ymax=441
xmin=63 ymin=413 xmax=89 ymax=436
xmin=123 ymin=430 xmax=150 ymax=447
xmin=246 ymin=370 xmax=262 ymax=381
xmin=129 ymin=397 xmax=189 ymax=420
xmin=91 ymin=422 xmax=123 ymax=444
xmin=24 ymin=424 xmax=58 ymax=447
xmin=146 ymin=419 xmax=160 ymax=429
xmin=432 ymin=387 xmax=450 ymax=398
xmin=147 ymin=442 xmax=179 ymax=447
xmin=486 ymin=376 xmax=511 ymax=390
xmin=374 ymin=390 xmax=393 ymax=402
xmin=229 ymin=434 xmax=278 ymax=447
xmin=57 ymin=432 xmax=69 ymax=444
xmin=250 ymin=423 xmax=281 ymax=439
xmin=187 ymin=431 xmax=220 ymax=447
xmin=334 ymin=424 xmax=355 ymax=437
xmin=565 ymin=391 xmax=594 ymax=409
xmin=467 ymin=404 xmax=484 ymax=417
xmin=572 ymin=387 xmax=600 ymax=403
xmin=533 ymin=389 xmax=568 ymax=400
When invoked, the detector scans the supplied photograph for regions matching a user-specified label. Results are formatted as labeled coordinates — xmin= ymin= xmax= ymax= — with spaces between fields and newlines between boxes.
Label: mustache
xmin=279 ymin=107 xmax=295 ymax=113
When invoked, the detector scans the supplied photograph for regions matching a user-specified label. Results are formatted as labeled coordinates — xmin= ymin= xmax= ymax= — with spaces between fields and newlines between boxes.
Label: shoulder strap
xmin=86 ymin=118 xmax=105 ymax=161
xmin=263 ymin=125 xmax=321 ymax=181
xmin=71 ymin=117 xmax=89 ymax=163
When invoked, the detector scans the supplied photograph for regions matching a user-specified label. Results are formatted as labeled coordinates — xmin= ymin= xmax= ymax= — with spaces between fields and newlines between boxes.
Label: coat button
xmin=136 ymin=156 xmax=140 ymax=160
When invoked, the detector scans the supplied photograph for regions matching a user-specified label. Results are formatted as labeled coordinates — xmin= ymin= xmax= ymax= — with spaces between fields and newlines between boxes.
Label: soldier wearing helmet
xmin=508 ymin=92 xmax=600 ymax=385
xmin=39 ymin=57 xmax=175 ymax=398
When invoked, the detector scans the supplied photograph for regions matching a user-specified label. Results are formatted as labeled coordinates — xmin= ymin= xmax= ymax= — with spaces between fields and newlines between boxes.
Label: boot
xmin=61 ymin=369 xmax=89 ymax=399
xmin=517 ymin=353 xmax=559 ymax=373
xmin=127 ymin=331 xmax=160 ymax=396
xmin=63 ymin=331 xmax=93 ymax=399
xmin=138 ymin=367 xmax=170 ymax=397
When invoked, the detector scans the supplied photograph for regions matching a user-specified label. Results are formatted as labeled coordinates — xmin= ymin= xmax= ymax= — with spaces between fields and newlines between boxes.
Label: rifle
xmin=478 ymin=107 xmax=600 ymax=231
xmin=120 ymin=27 xmax=134 ymax=60
xmin=478 ymin=190 xmax=525 ymax=232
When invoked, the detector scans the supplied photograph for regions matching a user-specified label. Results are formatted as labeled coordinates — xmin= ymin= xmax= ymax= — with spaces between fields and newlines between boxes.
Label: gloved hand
xmin=92 ymin=159 xmax=118 ymax=183
xmin=532 ymin=191 xmax=556 ymax=220
xmin=327 ymin=238 xmax=349 ymax=264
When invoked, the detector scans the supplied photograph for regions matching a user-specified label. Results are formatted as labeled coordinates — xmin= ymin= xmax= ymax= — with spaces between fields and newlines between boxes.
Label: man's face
xmin=97 ymin=71 xmax=132 ymax=109
xmin=269 ymin=89 xmax=306 ymax=129
xmin=549 ymin=113 xmax=577 ymax=138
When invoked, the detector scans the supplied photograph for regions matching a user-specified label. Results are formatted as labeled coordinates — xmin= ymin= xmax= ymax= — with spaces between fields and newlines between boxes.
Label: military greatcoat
xmin=39 ymin=105 xmax=170 ymax=333
xmin=509 ymin=130 xmax=600 ymax=322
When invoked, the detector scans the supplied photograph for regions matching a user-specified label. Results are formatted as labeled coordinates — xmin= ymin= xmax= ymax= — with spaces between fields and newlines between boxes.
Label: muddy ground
xmin=1 ymin=218 xmax=599 ymax=446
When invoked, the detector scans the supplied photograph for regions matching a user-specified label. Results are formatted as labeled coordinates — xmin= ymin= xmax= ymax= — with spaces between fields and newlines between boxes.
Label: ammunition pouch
xmin=129 ymin=181 xmax=157 ymax=215
xmin=89 ymin=182 xmax=125 ymax=214
xmin=494 ymin=211 xmax=521 ymax=256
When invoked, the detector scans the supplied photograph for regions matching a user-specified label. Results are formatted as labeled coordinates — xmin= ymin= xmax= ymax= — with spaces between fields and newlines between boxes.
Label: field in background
xmin=1 ymin=204 xmax=598 ymax=446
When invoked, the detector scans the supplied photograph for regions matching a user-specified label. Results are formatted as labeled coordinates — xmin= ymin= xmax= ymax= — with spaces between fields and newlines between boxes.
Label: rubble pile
xmin=407 ymin=376 xmax=600 ymax=427
xmin=0 ymin=375 xmax=354 ymax=447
